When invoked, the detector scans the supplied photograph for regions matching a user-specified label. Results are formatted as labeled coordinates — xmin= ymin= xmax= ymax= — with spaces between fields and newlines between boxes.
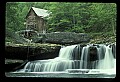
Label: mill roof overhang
xmin=26 ymin=7 xmax=51 ymax=19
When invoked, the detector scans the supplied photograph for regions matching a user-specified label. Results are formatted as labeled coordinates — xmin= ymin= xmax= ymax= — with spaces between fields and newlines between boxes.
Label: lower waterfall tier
xmin=18 ymin=44 xmax=116 ymax=73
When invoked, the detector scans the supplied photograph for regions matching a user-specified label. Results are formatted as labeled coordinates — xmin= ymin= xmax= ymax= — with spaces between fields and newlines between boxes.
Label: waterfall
xmin=19 ymin=44 xmax=116 ymax=74
xmin=97 ymin=45 xmax=116 ymax=69
xmin=80 ymin=45 xmax=89 ymax=69
xmin=58 ymin=45 xmax=77 ymax=59
xmin=22 ymin=45 xmax=77 ymax=72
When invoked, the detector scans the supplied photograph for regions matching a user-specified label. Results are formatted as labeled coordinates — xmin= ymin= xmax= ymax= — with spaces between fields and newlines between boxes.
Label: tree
xmin=6 ymin=2 xmax=117 ymax=35
xmin=85 ymin=3 xmax=117 ymax=33
xmin=47 ymin=2 xmax=92 ymax=33
xmin=6 ymin=2 xmax=19 ymax=31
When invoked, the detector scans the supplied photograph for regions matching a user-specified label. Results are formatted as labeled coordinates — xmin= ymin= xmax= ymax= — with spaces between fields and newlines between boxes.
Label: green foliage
xmin=86 ymin=3 xmax=116 ymax=33
xmin=6 ymin=2 xmax=116 ymax=43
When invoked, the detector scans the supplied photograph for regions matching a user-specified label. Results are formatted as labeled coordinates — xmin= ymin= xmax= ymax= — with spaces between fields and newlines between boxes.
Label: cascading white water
xmin=22 ymin=45 xmax=77 ymax=72
xmin=97 ymin=45 xmax=116 ymax=69
xmin=90 ymin=44 xmax=106 ymax=69
xmin=58 ymin=45 xmax=77 ymax=59
xmin=80 ymin=45 xmax=89 ymax=69
xmin=19 ymin=44 xmax=116 ymax=74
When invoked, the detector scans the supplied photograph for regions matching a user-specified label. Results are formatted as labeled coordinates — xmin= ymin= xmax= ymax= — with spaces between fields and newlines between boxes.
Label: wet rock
xmin=89 ymin=46 xmax=98 ymax=61
xmin=5 ymin=43 xmax=61 ymax=60
xmin=5 ymin=59 xmax=25 ymax=72
xmin=5 ymin=59 xmax=24 ymax=64
xmin=5 ymin=45 xmax=28 ymax=60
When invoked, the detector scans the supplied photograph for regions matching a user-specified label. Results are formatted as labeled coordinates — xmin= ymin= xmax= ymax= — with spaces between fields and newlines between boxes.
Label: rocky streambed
xmin=5 ymin=43 xmax=61 ymax=72
xmin=5 ymin=32 xmax=116 ymax=73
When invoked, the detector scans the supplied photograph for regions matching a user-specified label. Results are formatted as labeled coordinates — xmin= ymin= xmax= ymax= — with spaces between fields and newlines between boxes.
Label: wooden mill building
xmin=25 ymin=7 xmax=50 ymax=34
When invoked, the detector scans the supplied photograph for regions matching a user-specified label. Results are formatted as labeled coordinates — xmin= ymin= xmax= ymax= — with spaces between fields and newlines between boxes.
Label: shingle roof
xmin=32 ymin=7 xmax=50 ymax=18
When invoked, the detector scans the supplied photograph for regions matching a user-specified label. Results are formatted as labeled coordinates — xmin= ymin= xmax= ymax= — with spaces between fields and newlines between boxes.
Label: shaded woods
xmin=6 ymin=2 xmax=116 ymax=43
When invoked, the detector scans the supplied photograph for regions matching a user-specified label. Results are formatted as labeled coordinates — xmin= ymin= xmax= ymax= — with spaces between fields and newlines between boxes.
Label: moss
xmin=87 ymin=32 xmax=116 ymax=44
xmin=5 ymin=42 xmax=61 ymax=48
xmin=5 ymin=59 xmax=24 ymax=64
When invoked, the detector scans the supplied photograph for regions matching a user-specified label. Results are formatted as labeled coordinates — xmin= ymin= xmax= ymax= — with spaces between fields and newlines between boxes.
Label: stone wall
xmin=35 ymin=32 xmax=90 ymax=44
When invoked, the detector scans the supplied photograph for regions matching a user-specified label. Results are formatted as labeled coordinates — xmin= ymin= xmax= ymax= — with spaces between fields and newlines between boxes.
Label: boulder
xmin=36 ymin=32 xmax=90 ymax=44
xmin=5 ymin=43 xmax=61 ymax=61
xmin=5 ymin=59 xmax=25 ymax=72
xmin=5 ymin=59 xmax=24 ymax=64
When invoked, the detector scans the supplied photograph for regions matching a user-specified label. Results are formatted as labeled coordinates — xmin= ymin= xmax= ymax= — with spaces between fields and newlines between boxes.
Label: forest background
xmin=6 ymin=2 xmax=116 ymax=44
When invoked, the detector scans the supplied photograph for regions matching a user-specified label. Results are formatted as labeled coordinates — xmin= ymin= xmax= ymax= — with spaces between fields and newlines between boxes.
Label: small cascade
xmin=97 ymin=45 xmax=116 ymax=69
xmin=19 ymin=43 xmax=116 ymax=74
xmin=80 ymin=45 xmax=90 ymax=69
xmin=22 ymin=45 xmax=77 ymax=72
xmin=58 ymin=45 xmax=77 ymax=59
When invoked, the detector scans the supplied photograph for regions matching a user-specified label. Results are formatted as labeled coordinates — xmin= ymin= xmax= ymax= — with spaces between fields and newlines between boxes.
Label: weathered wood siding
xmin=26 ymin=9 xmax=46 ymax=33
xmin=37 ymin=17 xmax=45 ymax=33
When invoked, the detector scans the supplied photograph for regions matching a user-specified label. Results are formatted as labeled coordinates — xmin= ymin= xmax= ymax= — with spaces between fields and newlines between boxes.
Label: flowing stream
xmin=16 ymin=44 xmax=116 ymax=75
